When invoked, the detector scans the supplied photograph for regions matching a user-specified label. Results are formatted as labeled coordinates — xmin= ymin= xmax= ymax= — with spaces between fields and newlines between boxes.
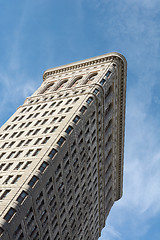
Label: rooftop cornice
xmin=43 ymin=52 xmax=127 ymax=81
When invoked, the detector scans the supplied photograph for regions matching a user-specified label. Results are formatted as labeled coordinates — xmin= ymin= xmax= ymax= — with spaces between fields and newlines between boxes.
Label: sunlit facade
xmin=0 ymin=53 xmax=127 ymax=240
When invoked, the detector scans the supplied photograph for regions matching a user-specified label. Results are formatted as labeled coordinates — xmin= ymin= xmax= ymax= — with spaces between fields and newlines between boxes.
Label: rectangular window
xmin=80 ymin=106 xmax=87 ymax=113
xmin=17 ymin=191 xmax=28 ymax=204
xmin=42 ymin=137 xmax=50 ymax=144
xmin=34 ymin=138 xmax=42 ymax=145
xmin=86 ymin=97 xmax=93 ymax=104
xmin=3 ymin=175 xmax=13 ymax=184
xmin=73 ymin=115 xmax=80 ymax=124
xmin=25 ymin=121 xmax=32 ymax=128
xmin=93 ymin=88 xmax=99 ymax=94
xmin=57 ymin=137 xmax=65 ymax=146
xmin=14 ymin=162 xmax=23 ymax=170
xmin=50 ymin=126 xmax=58 ymax=133
xmin=25 ymin=149 xmax=33 ymax=157
xmin=42 ymin=111 xmax=49 ymax=117
xmin=106 ymin=70 xmax=112 ymax=77
xmin=39 ymin=162 xmax=48 ymax=173
xmin=32 ymin=149 xmax=41 ymax=156
xmin=3 ymin=163 xmax=13 ymax=171
xmin=65 ymin=126 xmax=73 ymax=134
xmin=4 ymin=208 xmax=16 ymax=222
xmin=14 ymin=151 xmax=23 ymax=158
xmin=41 ymin=119 xmax=48 ymax=125
xmin=33 ymin=128 xmax=40 ymax=135
xmin=100 ymin=78 xmax=106 ymax=85
xmin=11 ymin=175 xmax=21 ymax=184
xmin=7 ymin=151 xmax=15 ymax=159
xmin=28 ymin=175 xmax=38 ymax=188
xmin=17 ymin=140 xmax=25 ymax=147
xmin=48 ymin=148 xmax=57 ymax=159
xmin=0 ymin=190 xmax=10 ymax=200
xmin=22 ymin=161 xmax=32 ymax=169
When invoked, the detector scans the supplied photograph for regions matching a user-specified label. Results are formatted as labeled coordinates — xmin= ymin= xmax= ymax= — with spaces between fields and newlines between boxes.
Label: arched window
xmin=41 ymin=82 xmax=55 ymax=94
xmin=55 ymin=79 xmax=68 ymax=90
xmin=86 ymin=72 xmax=98 ymax=84
xmin=70 ymin=76 xmax=83 ymax=87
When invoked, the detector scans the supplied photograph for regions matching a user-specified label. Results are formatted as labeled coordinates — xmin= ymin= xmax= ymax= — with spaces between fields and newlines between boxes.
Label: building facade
xmin=0 ymin=53 xmax=127 ymax=240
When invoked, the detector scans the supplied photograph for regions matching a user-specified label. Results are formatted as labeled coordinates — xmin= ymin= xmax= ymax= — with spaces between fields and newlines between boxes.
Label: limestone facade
xmin=0 ymin=53 xmax=127 ymax=240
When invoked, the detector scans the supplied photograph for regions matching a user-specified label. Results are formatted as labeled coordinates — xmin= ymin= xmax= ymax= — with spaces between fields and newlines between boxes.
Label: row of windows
xmin=0 ymin=161 xmax=31 ymax=172
xmin=0 ymin=147 xmax=41 ymax=161
xmin=42 ymin=72 xmax=98 ymax=94
xmin=17 ymin=96 xmax=79 ymax=117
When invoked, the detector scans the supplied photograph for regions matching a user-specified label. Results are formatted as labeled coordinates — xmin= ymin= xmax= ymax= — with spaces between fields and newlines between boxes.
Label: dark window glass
xmin=86 ymin=97 xmax=93 ymax=104
xmin=73 ymin=115 xmax=80 ymax=124
xmin=28 ymin=176 xmax=38 ymax=188
xmin=80 ymin=106 xmax=87 ymax=113
xmin=17 ymin=191 xmax=28 ymax=204
xmin=49 ymin=148 xmax=57 ymax=158
xmin=65 ymin=126 xmax=73 ymax=134
xmin=106 ymin=70 xmax=112 ymax=77
xmin=100 ymin=79 xmax=106 ymax=85
xmin=57 ymin=137 xmax=65 ymax=146
xmin=39 ymin=162 xmax=48 ymax=172
xmin=93 ymin=88 xmax=99 ymax=94
xmin=4 ymin=208 xmax=16 ymax=222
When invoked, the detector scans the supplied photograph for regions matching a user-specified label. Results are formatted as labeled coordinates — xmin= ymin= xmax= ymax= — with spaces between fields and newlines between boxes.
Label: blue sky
xmin=0 ymin=0 xmax=160 ymax=239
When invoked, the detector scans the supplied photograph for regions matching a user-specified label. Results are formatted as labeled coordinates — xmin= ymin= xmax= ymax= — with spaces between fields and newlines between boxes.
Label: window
xmin=34 ymin=138 xmax=42 ymax=145
xmin=32 ymin=149 xmax=41 ymax=156
xmin=28 ymin=176 xmax=38 ymax=188
xmin=39 ymin=162 xmax=48 ymax=172
xmin=12 ymin=175 xmax=21 ymax=184
xmin=24 ymin=139 xmax=32 ymax=146
xmin=65 ymin=107 xmax=72 ymax=113
xmin=41 ymin=119 xmax=48 ymax=125
xmin=8 ymin=141 xmax=15 ymax=148
xmin=57 ymin=137 xmax=65 ymax=146
xmin=14 ymin=162 xmax=23 ymax=170
xmin=106 ymin=70 xmax=112 ymax=77
xmin=42 ymin=137 xmax=50 ymax=144
xmin=22 ymin=161 xmax=31 ymax=169
xmin=19 ymin=122 xmax=25 ymax=128
xmin=50 ymin=126 xmax=58 ymax=133
xmin=49 ymin=110 xmax=55 ymax=115
xmin=14 ymin=151 xmax=23 ymax=158
xmin=4 ymin=125 xmax=10 ymax=130
xmin=80 ymin=106 xmax=87 ymax=114
xmin=93 ymin=88 xmax=99 ymax=94
xmin=33 ymin=129 xmax=40 ymax=135
xmin=42 ymin=111 xmax=49 ymax=117
xmin=66 ymin=99 xmax=72 ymax=105
xmin=17 ymin=140 xmax=25 ymax=147
xmin=49 ymin=148 xmax=57 ymax=158
xmin=73 ymin=115 xmax=80 ymax=124
xmin=86 ymin=97 xmax=93 ymax=104
xmin=26 ymin=129 xmax=33 ymax=136
xmin=7 ymin=151 xmax=15 ymax=159
xmin=4 ymin=208 xmax=16 ymax=222
xmin=58 ymin=116 xmax=65 ymax=122
xmin=25 ymin=149 xmax=33 ymax=157
xmin=0 ymin=190 xmax=10 ymax=200
xmin=65 ymin=126 xmax=73 ymax=134
xmin=43 ymin=127 xmax=50 ymax=134
xmin=25 ymin=121 xmax=32 ymax=127
xmin=3 ymin=163 xmax=13 ymax=171
xmin=17 ymin=191 xmax=28 ymax=204
xmin=100 ymin=78 xmax=106 ymax=85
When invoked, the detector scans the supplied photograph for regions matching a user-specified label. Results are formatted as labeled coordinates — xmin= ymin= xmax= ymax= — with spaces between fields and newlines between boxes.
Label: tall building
xmin=0 ymin=52 xmax=127 ymax=240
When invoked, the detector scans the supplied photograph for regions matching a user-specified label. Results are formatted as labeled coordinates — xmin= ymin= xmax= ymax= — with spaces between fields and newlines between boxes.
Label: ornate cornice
xmin=43 ymin=52 xmax=127 ymax=81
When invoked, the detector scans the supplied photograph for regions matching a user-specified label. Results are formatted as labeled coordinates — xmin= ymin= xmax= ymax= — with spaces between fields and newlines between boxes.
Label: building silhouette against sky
xmin=0 ymin=53 xmax=127 ymax=240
